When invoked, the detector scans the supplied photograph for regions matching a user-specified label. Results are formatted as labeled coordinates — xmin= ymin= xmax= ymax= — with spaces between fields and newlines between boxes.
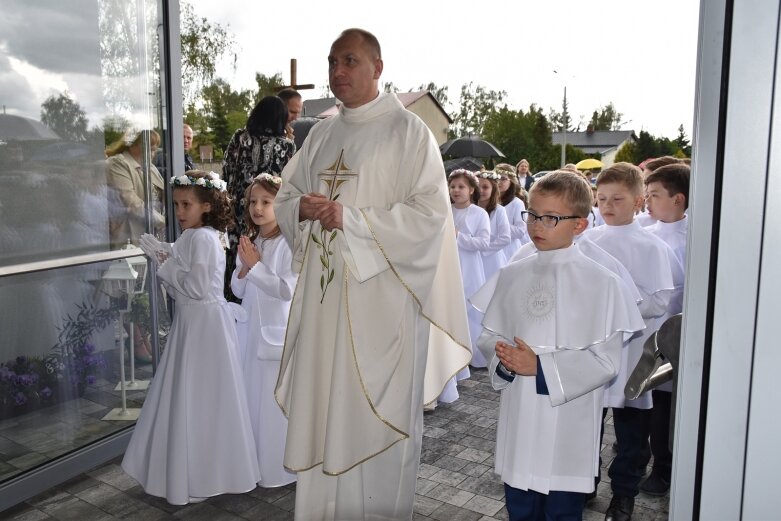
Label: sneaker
xmin=605 ymin=495 xmax=634 ymax=521
xmin=640 ymin=471 xmax=670 ymax=496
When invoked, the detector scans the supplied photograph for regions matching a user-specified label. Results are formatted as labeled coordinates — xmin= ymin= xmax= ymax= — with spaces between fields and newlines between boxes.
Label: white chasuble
xmin=471 ymin=244 xmax=644 ymax=493
xmin=274 ymin=93 xmax=471 ymax=518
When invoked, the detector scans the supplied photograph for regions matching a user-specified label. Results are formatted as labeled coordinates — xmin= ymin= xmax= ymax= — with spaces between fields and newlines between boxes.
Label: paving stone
xmin=172 ymin=503 xmax=243 ymax=520
xmin=457 ymin=475 xmax=506 ymax=501
xmin=3 ymin=504 xmax=54 ymax=521
xmin=455 ymin=447 xmax=492 ymax=464
xmin=416 ymin=478 xmax=439 ymax=496
xmin=239 ymin=502 xmax=293 ymax=520
xmin=425 ymin=483 xmax=475 ymax=507
xmin=462 ymin=494 xmax=504 ymax=516
xmin=414 ymin=494 xmax=444 ymax=516
xmin=428 ymin=501 xmax=484 ymax=521
xmin=429 ymin=468 xmax=468 ymax=487
xmin=432 ymin=454 xmax=469 ymax=472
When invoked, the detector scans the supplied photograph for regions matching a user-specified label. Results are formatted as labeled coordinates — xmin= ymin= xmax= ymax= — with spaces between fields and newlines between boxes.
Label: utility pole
xmin=561 ymin=86 xmax=567 ymax=168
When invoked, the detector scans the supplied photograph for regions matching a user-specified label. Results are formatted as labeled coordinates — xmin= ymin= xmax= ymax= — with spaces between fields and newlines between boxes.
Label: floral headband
xmin=476 ymin=170 xmax=501 ymax=181
xmin=170 ymin=171 xmax=227 ymax=192
xmin=495 ymin=165 xmax=517 ymax=180
xmin=448 ymin=168 xmax=477 ymax=180
xmin=254 ymin=172 xmax=282 ymax=185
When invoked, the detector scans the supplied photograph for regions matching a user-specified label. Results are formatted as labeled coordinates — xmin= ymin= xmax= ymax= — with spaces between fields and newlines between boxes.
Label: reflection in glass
xmin=0 ymin=0 xmax=167 ymax=267
xmin=0 ymin=0 xmax=169 ymax=486
xmin=0 ymin=262 xmax=155 ymax=483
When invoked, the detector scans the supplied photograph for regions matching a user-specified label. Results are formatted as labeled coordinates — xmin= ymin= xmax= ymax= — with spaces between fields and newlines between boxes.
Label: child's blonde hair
xmin=595 ymin=162 xmax=644 ymax=196
xmin=529 ymin=170 xmax=594 ymax=217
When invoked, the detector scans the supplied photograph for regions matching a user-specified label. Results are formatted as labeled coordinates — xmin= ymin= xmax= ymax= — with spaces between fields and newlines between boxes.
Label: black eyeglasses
xmin=521 ymin=210 xmax=583 ymax=228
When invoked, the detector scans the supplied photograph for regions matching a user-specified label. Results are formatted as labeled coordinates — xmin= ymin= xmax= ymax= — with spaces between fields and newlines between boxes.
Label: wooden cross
xmin=280 ymin=59 xmax=315 ymax=91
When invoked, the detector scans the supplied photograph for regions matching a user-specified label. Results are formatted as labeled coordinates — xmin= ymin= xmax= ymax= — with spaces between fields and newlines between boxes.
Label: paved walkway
xmin=4 ymin=369 xmax=670 ymax=520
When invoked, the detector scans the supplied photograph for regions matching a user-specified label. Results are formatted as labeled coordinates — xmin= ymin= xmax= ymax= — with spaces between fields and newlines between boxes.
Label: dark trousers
xmin=649 ymin=390 xmax=673 ymax=479
xmin=607 ymin=407 xmax=652 ymax=497
xmin=504 ymin=484 xmax=585 ymax=521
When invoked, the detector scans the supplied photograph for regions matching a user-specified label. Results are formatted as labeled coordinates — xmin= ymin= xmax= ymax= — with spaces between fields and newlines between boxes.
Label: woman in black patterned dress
xmin=222 ymin=95 xmax=296 ymax=300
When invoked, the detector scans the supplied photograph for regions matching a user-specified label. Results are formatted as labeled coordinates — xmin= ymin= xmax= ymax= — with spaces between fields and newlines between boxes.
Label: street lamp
xmin=100 ymin=244 xmax=150 ymax=422
xmin=553 ymin=71 xmax=573 ymax=168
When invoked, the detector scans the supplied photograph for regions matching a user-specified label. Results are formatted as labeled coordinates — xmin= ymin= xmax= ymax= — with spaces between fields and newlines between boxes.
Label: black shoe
xmin=612 ymin=440 xmax=618 ymax=452
xmin=605 ymin=495 xmax=634 ymax=521
xmin=640 ymin=471 xmax=670 ymax=496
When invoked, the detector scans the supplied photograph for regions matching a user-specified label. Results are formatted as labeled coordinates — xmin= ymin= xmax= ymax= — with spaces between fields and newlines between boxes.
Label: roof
xmin=0 ymin=114 xmax=60 ymax=142
xmin=302 ymin=91 xmax=452 ymax=122
xmin=552 ymin=130 xmax=636 ymax=154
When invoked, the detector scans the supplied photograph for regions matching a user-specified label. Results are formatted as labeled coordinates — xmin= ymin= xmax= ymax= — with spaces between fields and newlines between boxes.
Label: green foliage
xmin=451 ymin=82 xmax=507 ymax=138
xmin=615 ymin=140 xmax=639 ymax=164
xmin=383 ymin=81 xmax=399 ymax=93
xmin=483 ymin=105 xmax=551 ymax=169
xmin=417 ymin=82 xmax=449 ymax=109
xmin=675 ymin=124 xmax=692 ymax=157
xmin=255 ymin=72 xmax=285 ymax=103
xmin=180 ymin=1 xmax=237 ymax=106
xmin=588 ymin=102 xmax=624 ymax=131
xmin=635 ymin=130 xmax=679 ymax=163
xmin=40 ymin=92 xmax=88 ymax=141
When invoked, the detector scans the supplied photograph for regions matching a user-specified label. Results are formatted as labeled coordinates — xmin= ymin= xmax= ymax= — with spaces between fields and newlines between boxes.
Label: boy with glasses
xmin=471 ymin=170 xmax=644 ymax=520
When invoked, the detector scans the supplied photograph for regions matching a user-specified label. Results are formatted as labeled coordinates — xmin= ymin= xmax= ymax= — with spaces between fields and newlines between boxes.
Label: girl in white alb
xmin=476 ymin=170 xmax=511 ymax=279
xmin=123 ymin=171 xmax=260 ymax=505
xmin=496 ymin=163 xmax=530 ymax=262
xmin=445 ymin=169 xmax=490 ymax=395
xmin=231 ymin=173 xmax=297 ymax=487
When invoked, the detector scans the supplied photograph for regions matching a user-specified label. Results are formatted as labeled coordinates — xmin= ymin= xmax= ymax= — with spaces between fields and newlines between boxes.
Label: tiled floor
xmin=2 ymin=368 xmax=670 ymax=520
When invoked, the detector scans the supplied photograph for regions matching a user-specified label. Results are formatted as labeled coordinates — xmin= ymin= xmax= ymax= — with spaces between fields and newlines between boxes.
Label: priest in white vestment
xmin=274 ymin=28 xmax=471 ymax=521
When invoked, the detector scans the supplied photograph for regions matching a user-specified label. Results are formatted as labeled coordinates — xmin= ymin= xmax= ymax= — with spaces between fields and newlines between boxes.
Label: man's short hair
xmin=645 ymin=163 xmax=691 ymax=209
xmin=596 ymin=162 xmax=644 ymax=196
xmin=337 ymin=28 xmax=382 ymax=59
xmin=277 ymin=87 xmax=301 ymax=102
xmin=529 ymin=170 xmax=594 ymax=217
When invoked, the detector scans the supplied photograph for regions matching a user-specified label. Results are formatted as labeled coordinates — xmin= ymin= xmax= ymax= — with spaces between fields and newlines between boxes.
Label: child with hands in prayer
xmin=231 ymin=173 xmax=297 ymax=488
xmin=123 ymin=170 xmax=260 ymax=505
xmin=471 ymin=171 xmax=644 ymax=521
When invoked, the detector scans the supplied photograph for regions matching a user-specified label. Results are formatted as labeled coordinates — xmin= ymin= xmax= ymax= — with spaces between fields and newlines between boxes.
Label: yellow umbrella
xmin=575 ymin=158 xmax=603 ymax=170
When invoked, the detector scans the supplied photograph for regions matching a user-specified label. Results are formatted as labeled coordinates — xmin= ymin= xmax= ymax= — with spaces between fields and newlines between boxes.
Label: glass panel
xmin=0 ymin=0 xmax=169 ymax=484
xmin=0 ymin=260 xmax=156 ymax=483
xmin=0 ymin=0 xmax=168 ymax=267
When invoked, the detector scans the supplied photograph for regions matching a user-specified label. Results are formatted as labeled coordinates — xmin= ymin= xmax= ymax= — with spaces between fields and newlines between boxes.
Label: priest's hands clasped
xmin=300 ymin=192 xmax=344 ymax=231
xmin=495 ymin=337 xmax=537 ymax=376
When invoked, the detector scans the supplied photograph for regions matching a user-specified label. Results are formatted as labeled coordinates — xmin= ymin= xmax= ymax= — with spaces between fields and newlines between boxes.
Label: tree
xmin=195 ymin=78 xmax=253 ymax=157
xmin=451 ymin=82 xmax=507 ymax=138
xmin=588 ymin=102 xmax=624 ymax=131
xmin=254 ymin=73 xmax=285 ymax=103
xmin=382 ymin=82 xmax=399 ymax=93
xmin=615 ymin=140 xmax=639 ymax=164
xmin=40 ymin=92 xmax=88 ymax=141
xmin=483 ymin=104 xmax=554 ymax=169
xmin=416 ymin=82 xmax=449 ymax=110
xmin=675 ymin=124 xmax=692 ymax=156
xmin=548 ymin=91 xmax=574 ymax=132
xmin=180 ymin=1 xmax=237 ymax=105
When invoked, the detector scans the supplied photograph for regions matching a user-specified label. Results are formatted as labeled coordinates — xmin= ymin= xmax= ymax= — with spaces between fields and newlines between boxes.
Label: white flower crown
xmin=170 ymin=171 xmax=227 ymax=192
xmin=476 ymin=170 xmax=502 ymax=181
xmin=254 ymin=172 xmax=282 ymax=185
xmin=495 ymin=165 xmax=517 ymax=179
xmin=448 ymin=168 xmax=477 ymax=180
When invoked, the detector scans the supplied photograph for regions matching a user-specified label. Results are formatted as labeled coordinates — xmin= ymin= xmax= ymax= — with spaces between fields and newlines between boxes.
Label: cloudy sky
xmin=191 ymin=0 xmax=701 ymax=138
xmin=0 ymin=1 xmax=700 ymax=140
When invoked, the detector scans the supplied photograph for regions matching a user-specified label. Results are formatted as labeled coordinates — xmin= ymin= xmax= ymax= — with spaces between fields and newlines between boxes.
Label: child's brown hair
xmin=595 ymin=162 xmax=644 ymax=196
xmin=243 ymin=173 xmax=282 ymax=241
xmin=172 ymin=170 xmax=235 ymax=230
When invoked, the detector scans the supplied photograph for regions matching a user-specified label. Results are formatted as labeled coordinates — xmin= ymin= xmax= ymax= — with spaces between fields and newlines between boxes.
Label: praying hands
xmin=300 ymin=192 xmax=344 ymax=231
xmin=495 ymin=336 xmax=537 ymax=376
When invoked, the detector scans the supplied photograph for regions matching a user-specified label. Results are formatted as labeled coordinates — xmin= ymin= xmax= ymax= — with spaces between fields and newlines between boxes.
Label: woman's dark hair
xmin=246 ymin=96 xmax=288 ymax=137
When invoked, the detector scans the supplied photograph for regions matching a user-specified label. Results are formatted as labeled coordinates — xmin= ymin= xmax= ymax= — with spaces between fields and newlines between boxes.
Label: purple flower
xmin=82 ymin=344 xmax=96 ymax=355
xmin=13 ymin=392 xmax=27 ymax=406
xmin=86 ymin=375 xmax=96 ymax=385
xmin=40 ymin=387 xmax=52 ymax=399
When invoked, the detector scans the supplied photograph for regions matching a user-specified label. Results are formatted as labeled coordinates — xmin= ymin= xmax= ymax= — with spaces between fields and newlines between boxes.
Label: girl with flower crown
xmin=123 ymin=170 xmax=260 ymax=505
xmin=438 ymin=170 xmax=490 ymax=403
xmin=496 ymin=163 xmax=531 ymax=260
xmin=476 ymin=170 xmax=511 ymax=277
xmin=230 ymin=173 xmax=297 ymax=488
